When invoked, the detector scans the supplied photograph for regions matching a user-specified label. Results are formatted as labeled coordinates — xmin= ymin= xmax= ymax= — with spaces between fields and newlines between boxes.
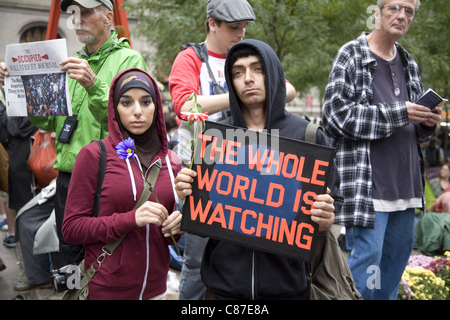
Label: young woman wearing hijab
xmin=62 ymin=68 xmax=182 ymax=300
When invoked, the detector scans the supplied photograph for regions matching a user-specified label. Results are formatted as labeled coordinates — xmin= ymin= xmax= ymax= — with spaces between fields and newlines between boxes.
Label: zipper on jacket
xmin=138 ymin=224 xmax=150 ymax=299
xmin=137 ymin=159 xmax=160 ymax=299
xmin=251 ymin=250 xmax=255 ymax=300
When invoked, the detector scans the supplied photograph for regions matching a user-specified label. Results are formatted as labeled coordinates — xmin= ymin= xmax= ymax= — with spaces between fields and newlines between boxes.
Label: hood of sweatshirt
xmin=225 ymin=39 xmax=288 ymax=131
xmin=107 ymin=68 xmax=168 ymax=163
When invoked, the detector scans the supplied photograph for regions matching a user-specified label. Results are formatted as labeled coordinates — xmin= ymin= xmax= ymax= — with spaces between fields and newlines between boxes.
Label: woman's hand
xmin=311 ymin=188 xmax=335 ymax=232
xmin=162 ymin=210 xmax=183 ymax=237
xmin=135 ymin=201 xmax=169 ymax=228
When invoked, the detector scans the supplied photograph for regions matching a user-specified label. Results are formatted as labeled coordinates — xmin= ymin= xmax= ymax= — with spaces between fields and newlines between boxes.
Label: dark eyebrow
xmin=232 ymin=59 xmax=263 ymax=70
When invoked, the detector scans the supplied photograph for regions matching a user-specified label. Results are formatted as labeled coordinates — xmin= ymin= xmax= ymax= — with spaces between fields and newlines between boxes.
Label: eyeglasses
xmin=382 ymin=4 xmax=416 ymax=17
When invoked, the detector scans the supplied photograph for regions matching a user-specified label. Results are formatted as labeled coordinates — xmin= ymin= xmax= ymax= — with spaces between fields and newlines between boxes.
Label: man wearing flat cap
xmin=0 ymin=0 xmax=147 ymax=279
xmin=169 ymin=0 xmax=296 ymax=300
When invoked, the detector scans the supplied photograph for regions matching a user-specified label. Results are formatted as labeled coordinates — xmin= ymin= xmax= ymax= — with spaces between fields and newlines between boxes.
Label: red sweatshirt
xmin=62 ymin=69 xmax=182 ymax=300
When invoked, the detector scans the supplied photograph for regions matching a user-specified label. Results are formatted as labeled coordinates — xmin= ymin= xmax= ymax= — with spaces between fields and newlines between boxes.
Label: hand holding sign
xmin=60 ymin=57 xmax=98 ymax=89
xmin=174 ymin=167 xmax=197 ymax=200
xmin=310 ymin=188 xmax=335 ymax=232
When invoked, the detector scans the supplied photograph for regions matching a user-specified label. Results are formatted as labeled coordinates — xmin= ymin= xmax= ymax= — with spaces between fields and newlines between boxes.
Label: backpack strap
xmin=180 ymin=42 xmax=208 ymax=62
xmin=305 ymin=122 xmax=320 ymax=144
xmin=180 ymin=42 xmax=227 ymax=96
xmin=93 ymin=140 xmax=106 ymax=217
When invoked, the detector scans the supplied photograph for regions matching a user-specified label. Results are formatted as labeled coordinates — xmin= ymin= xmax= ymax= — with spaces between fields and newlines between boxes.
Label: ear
xmin=374 ymin=7 xmax=381 ymax=29
xmin=208 ymin=18 xmax=217 ymax=32
xmin=105 ymin=11 xmax=114 ymax=27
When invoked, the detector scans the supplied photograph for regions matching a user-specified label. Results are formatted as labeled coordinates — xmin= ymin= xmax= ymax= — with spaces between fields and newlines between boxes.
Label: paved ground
xmin=0 ymin=239 xmax=54 ymax=300
xmin=0 ymin=241 xmax=20 ymax=300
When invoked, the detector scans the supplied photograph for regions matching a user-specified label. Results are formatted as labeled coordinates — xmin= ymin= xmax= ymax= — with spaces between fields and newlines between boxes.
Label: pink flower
xmin=180 ymin=111 xmax=208 ymax=122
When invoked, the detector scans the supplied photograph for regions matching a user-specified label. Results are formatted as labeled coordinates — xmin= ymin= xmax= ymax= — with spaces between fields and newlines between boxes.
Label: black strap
xmin=180 ymin=42 xmax=207 ymax=62
xmin=93 ymin=140 xmax=106 ymax=217
xmin=180 ymin=42 xmax=227 ymax=95
xmin=305 ymin=123 xmax=319 ymax=144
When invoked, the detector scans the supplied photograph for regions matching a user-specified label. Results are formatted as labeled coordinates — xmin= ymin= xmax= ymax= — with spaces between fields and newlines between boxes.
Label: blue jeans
xmin=346 ymin=209 xmax=415 ymax=300
xmin=178 ymin=233 xmax=209 ymax=300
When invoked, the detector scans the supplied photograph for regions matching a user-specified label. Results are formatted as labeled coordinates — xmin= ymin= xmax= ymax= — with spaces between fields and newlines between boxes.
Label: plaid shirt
xmin=322 ymin=32 xmax=435 ymax=228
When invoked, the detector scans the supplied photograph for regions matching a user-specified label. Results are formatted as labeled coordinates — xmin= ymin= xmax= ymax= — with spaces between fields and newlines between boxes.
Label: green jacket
xmin=29 ymin=31 xmax=147 ymax=173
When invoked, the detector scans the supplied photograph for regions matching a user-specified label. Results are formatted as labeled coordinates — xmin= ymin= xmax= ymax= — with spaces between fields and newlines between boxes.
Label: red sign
xmin=305 ymin=95 xmax=313 ymax=108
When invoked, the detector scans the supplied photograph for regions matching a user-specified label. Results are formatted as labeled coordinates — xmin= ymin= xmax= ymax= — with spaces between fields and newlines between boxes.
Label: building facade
xmin=0 ymin=0 xmax=149 ymax=64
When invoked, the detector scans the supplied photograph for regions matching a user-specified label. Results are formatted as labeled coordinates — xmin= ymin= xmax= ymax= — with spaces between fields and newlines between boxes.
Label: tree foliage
xmin=125 ymin=0 xmax=449 ymax=100
xmin=399 ymin=0 xmax=450 ymax=98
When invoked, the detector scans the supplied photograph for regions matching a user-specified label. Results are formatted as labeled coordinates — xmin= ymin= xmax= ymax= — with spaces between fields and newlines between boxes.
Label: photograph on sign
xmin=21 ymin=72 xmax=70 ymax=116
xmin=181 ymin=121 xmax=336 ymax=261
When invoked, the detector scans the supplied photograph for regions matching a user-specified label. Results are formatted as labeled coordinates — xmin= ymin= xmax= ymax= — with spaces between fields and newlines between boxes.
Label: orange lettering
xmin=196 ymin=165 xmax=217 ymax=191
xmin=271 ymin=216 xmax=280 ymax=241
xmin=189 ymin=197 xmax=212 ymax=222
xmin=301 ymin=191 xmax=316 ymax=215
xmin=292 ymin=189 xmax=302 ymax=213
xmin=296 ymin=156 xmax=310 ymax=183
xmin=278 ymin=220 xmax=297 ymax=245
xmin=249 ymin=179 xmax=264 ymax=204
xmin=256 ymin=212 xmax=273 ymax=239
xmin=225 ymin=140 xmax=240 ymax=165
xmin=282 ymin=154 xmax=298 ymax=178
xmin=210 ymin=136 xmax=226 ymax=163
xmin=241 ymin=209 xmax=257 ymax=235
xmin=295 ymin=223 xmax=314 ymax=250
xmin=265 ymin=150 xmax=284 ymax=175
xmin=248 ymin=146 xmax=269 ymax=172
xmin=232 ymin=175 xmax=249 ymax=200
xmin=216 ymin=171 xmax=233 ymax=196
xmin=266 ymin=183 xmax=285 ymax=208
xmin=311 ymin=160 xmax=329 ymax=186
xmin=207 ymin=203 xmax=227 ymax=228
xmin=198 ymin=133 xmax=212 ymax=159
xmin=224 ymin=205 xmax=241 ymax=230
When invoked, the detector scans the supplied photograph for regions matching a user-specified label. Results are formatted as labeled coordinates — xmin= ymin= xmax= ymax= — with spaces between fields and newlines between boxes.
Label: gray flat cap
xmin=207 ymin=0 xmax=255 ymax=24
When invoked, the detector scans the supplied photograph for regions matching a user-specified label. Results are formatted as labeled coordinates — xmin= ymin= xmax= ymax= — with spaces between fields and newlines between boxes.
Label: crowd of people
xmin=0 ymin=0 xmax=447 ymax=301
xmin=22 ymin=72 xmax=69 ymax=116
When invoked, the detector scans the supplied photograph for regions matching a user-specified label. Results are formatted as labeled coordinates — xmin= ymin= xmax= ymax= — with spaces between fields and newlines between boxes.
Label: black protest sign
xmin=181 ymin=121 xmax=335 ymax=261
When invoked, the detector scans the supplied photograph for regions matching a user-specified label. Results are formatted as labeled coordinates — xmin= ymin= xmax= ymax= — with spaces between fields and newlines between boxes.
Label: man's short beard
xmin=77 ymin=34 xmax=95 ymax=45
xmin=74 ymin=25 xmax=94 ymax=45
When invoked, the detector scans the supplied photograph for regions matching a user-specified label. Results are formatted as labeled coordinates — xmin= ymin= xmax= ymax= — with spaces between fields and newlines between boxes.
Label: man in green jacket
xmin=0 ymin=0 xmax=147 ymax=269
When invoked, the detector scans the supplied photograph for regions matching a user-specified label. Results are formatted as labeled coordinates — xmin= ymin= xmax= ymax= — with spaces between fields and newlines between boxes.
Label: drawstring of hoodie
xmin=126 ymin=155 xmax=144 ymax=201
xmin=126 ymin=158 xmax=137 ymax=201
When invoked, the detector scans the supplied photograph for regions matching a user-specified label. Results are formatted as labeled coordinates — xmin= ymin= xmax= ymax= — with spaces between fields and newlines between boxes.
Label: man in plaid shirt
xmin=322 ymin=0 xmax=442 ymax=300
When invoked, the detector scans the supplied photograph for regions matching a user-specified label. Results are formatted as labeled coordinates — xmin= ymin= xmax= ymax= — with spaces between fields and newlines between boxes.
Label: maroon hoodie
xmin=62 ymin=68 xmax=182 ymax=300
